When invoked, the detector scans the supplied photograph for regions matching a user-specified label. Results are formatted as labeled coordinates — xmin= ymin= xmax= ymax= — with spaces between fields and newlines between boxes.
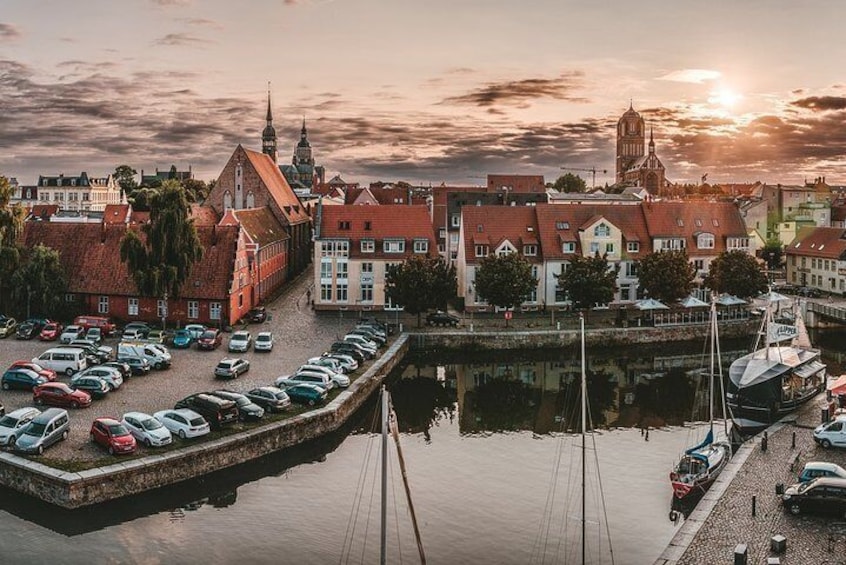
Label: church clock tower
xmin=616 ymin=102 xmax=645 ymax=183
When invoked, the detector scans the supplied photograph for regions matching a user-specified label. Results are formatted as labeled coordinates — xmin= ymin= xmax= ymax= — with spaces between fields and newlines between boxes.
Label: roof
xmin=641 ymin=201 xmax=747 ymax=255
xmin=21 ymin=222 xmax=239 ymax=300
xmin=189 ymin=205 xmax=220 ymax=226
xmin=29 ymin=204 xmax=59 ymax=220
xmin=318 ymin=205 xmax=437 ymax=259
xmin=461 ymin=206 xmax=542 ymax=264
xmin=242 ymin=147 xmax=310 ymax=225
xmin=102 ymin=204 xmax=130 ymax=225
xmin=786 ymin=227 xmax=846 ymax=260
xmin=487 ymin=174 xmax=546 ymax=193
xmin=225 ymin=207 xmax=289 ymax=247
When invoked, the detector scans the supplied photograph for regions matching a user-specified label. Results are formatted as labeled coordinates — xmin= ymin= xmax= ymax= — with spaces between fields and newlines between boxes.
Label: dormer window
xmin=556 ymin=221 xmax=570 ymax=230
xmin=364 ymin=221 xmax=372 ymax=231
xmin=360 ymin=239 xmax=375 ymax=253
xmin=477 ymin=224 xmax=484 ymax=233
xmin=523 ymin=245 xmax=537 ymax=256
xmin=413 ymin=239 xmax=428 ymax=253
xmin=697 ymin=233 xmax=715 ymax=249
xmin=562 ymin=242 xmax=575 ymax=253
xmin=676 ymin=218 xmax=684 ymax=227
xmin=338 ymin=221 xmax=351 ymax=230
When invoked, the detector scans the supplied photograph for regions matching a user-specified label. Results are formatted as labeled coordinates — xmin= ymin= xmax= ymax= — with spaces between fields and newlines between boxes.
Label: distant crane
xmin=560 ymin=166 xmax=608 ymax=190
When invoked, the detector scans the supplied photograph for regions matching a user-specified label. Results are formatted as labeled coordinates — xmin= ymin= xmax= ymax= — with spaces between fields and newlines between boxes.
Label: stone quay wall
xmin=0 ymin=336 xmax=409 ymax=509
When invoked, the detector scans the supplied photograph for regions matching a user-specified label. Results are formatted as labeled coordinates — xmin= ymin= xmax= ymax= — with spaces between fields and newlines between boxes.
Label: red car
xmin=90 ymin=417 xmax=137 ymax=455
xmin=197 ymin=329 xmax=222 ymax=350
xmin=39 ymin=322 xmax=63 ymax=341
xmin=9 ymin=361 xmax=57 ymax=381
xmin=33 ymin=382 xmax=92 ymax=409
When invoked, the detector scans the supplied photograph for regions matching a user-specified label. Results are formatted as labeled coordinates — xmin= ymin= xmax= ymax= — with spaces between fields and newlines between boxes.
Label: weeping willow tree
xmin=0 ymin=175 xmax=26 ymax=313
xmin=119 ymin=180 xmax=204 ymax=299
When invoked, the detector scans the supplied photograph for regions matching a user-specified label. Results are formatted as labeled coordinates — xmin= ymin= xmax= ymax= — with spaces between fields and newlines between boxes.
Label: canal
xmin=0 ymin=332 xmax=841 ymax=565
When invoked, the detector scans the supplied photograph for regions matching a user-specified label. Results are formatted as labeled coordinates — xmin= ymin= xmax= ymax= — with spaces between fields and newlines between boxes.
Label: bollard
xmin=775 ymin=483 xmax=784 ymax=495
xmin=770 ymin=534 xmax=786 ymax=554
xmin=752 ymin=495 xmax=756 ymax=517
xmin=556 ymin=321 xmax=560 ymax=331
xmin=762 ymin=431 xmax=768 ymax=452
xmin=791 ymin=431 xmax=796 ymax=449
xmin=733 ymin=544 xmax=748 ymax=565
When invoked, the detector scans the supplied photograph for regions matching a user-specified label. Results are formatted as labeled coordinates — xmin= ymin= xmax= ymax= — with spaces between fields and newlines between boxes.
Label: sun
xmin=709 ymin=87 xmax=742 ymax=109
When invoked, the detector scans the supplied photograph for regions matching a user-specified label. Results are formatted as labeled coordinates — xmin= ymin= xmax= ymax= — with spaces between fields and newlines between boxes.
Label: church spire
xmin=649 ymin=125 xmax=655 ymax=153
xmin=266 ymin=84 xmax=273 ymax=122
xmin=261 ymin=83 xmax=278 ymax=163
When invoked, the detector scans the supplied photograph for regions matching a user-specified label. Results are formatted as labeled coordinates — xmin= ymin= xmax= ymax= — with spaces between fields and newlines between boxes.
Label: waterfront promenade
xmin=656 ymin=396 xmax=846 ymax=565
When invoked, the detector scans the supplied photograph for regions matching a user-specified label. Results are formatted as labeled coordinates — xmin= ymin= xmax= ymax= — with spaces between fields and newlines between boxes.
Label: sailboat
xmin=726 ymin=293 xmax=826 ymax=430
xmin=669 ymin=298 xmax=732 ymax=500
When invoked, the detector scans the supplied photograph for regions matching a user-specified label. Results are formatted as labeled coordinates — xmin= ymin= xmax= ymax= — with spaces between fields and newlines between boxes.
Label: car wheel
xmin=109 ymin=384 xmax=116 ymax=392
xmin=61 ymin=430 xmax=68 ymax=440
xmin=308 ymin=399 xmax=316 ymax=406
xmin=154 ymin=362 xmax=162 ymax=370
xmin=179 ymin=429 xmax=186 ymax=439
xmin=789 ymin=503 xmax=801 ymax=515
xmin=108 ymin=446 xmax=115 ymax=455
xmin=65 ymin=368 xmax=74 ymax=377
xmin=9 ymin=435 xmax=16 ymax=447
xmin=1 ymin=382 xmax=8 ymax=390
xmin=144 ymin=437 xmax=152 ymax=447
xmin=70 ymin=401 xmax=79 ymax=409
xmin=90 ymin=433 xmax=95 ymax=442
xmin=822 ymin=439 xmax=832 ymax=449
xmin=37 ymin=445 xmax=43 ymax=455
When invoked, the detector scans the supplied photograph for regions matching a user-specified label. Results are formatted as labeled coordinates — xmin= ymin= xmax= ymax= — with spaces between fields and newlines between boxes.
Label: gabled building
xmin=313 ymin=205 xmax=437 ymax=311
xmin=785 ymin=227 xmax=846 ymax=294
xmin=139 ymin=165 xmax=193 ymax=187
xmin=35 ymin=172 xmax=122 ymax=211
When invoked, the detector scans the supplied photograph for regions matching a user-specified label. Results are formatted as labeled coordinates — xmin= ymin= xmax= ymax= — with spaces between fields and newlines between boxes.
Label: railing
xmin=807 ymin=301 xmax=846 ymax=322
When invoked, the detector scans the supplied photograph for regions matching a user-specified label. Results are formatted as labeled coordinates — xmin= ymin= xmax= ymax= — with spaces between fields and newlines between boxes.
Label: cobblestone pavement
xmin=0 ymin=271 xmax=391 ymax=462
xmin=667 ymin=397 xmax=846 ymax=565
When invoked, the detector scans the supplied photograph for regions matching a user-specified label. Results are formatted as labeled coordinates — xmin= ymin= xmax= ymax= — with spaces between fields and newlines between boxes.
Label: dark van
xmin=174 ymin=393 xmax=238 ymax=430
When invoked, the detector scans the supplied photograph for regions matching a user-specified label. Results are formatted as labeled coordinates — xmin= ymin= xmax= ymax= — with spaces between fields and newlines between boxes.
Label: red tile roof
xmin=243 ymin=148 xmax=310 ymax=225
xmin=641 ymin=201 xmax=746 ymax=256
xmin=189 ymin=205 xmax=220 ymax=226
xmin=786 ymin=227 xmax=846 ymax=259
xmin=21 ymin=222 xmax=239 ymax=300
xmin=29 ymin=205 xmax=59 ymax=220
xmin=461 ymin=206 xmax=542 ymax=264
xmin=487 ymin=174 xmax=546 ymax=193
xmin=229 ymin=207 xmax=289 ymax=247
xmin=319 ymin=205 xmax=437 ymax=259
xmin=831 ymin=204 xmax=846 ymax=223
xmin=102 ymin=204 xmax=130 ymax=225
xmin=534 ymin=203 xmax=649 ymax=260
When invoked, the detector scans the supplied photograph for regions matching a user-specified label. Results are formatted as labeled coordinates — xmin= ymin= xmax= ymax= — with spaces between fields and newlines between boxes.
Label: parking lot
xmin=0 ymin=274 xmax=385 ymax=463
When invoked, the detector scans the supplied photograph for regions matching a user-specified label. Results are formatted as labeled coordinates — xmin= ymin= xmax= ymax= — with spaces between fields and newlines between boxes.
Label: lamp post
xmin=161 ymin=291 xmax=168 ymax=331
xmin=467 ymin=283 xmax=474 ymax=332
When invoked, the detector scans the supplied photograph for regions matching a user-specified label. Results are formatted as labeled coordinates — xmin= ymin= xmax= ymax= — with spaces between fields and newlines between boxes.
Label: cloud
xmin=179 ymin=18 xmax=223 ymax=29
xmin=155 ymin=33 xmax=212 ymax=47
xmin=657 ymin=69 xmax=721 ymax=84
xmin=790 ymin=96 xmax=846 ymax=111
xmin=440 ymin=72 xmax=588 ymax=108
xmin=0 ymin=23 xmax=22 ymax=41
xmin=150 ymin=0 xmax=191 ymax=6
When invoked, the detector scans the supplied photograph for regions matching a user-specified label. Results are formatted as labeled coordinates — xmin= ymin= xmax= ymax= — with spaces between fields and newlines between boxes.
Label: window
xmin=360 ymin=283 xmax=373 ymax=302
xmin=210 ymin=302 xmax=221 ymax=320
xmin=695 ymin=218 xmax=702 ymax=227
xmin=322 ymin=240 xmax=350 ymax=257
xmin=336 ymin=261 xmax=349 ymax=279
xmin=659 ymin=238 xmax=686 ymax=251
xmin=475 ymin=245 xmax=489 ymax=258
xmin=364 ymin=221 xmax=372 ymax=231
xmin=627 ymin=241 xmax=639 ymax=253
xmin=451 ymin=214 xmax=460 ymax=228
xmin=562 ymin=242 xmax=576 ymax=253
xmin=98 ymin=296 xmax=109 ymax=314
xmin=320 ymin=259 xmax=332 ymax=280
xmin=524 ymin=245 xmax=537 ymax=256
xmin=625 ymin=262 xmax=639 ymax=277
xmin=82 ymin=193 xmax=89 ymax=201
xmin=361 ymin=239 xmax=375 ymax=253
xmin=676 ymin=218 xmax=684 ymax=227
xmin=594 ymin=223 xmax=610 ymax=237
xmin=157 ymin=299 xmax=167 ymax=319
xmin=693 ymin=259 xmax=705 ymax=272
xmin=697 ymin=233 xmax=715 ymax=249
xmin=188 ymin=301 xmax=199 ymax=319
xmin=476 ymin=224 xmax=484 ymax=233
xmin=128 ymin=298 xmax=139 ymax=316
xmin=320 ymin=283 xmax=332 ymax=302
xmin=605 ymin=243 xmax=614 ymax=254
xmin=413 ymin=239 xmax=429 ymax=253
xmin=590 ymin=242 xmax=600 ymax=254
xmin=361 ymin=262 xmax=374 ymax=274
xmin=338 ymin=221 xmax=351 ymax=230
xmin=556 ymin=221 xmax=570 ymax=230
xmin=384 ymin=240 xmax=405 ymax=253
xmin=336 ymin=283 xmax=348 ymax=302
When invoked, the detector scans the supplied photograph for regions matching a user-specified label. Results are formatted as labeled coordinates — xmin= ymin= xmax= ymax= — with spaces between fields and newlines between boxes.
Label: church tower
xmin=262 ymin=87 xmax=278 ymax=163
xmin=615 ymin=102 xmax=645 ymax=183
xmin=293 ymin=118 xmax=314 ymax=167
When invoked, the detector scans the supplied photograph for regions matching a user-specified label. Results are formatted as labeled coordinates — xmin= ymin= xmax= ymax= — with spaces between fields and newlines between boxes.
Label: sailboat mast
xmin=709 ymin=299 xmax=716 ymax=435
xmin=381 ymin=386 xmax=388 ymax=565
xmin=580 ymin=313 xmax=587 ymax=565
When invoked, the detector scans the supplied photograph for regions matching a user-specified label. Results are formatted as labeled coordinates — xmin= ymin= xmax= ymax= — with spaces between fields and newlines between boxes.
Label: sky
xmin=2 ymin=0 xmax=846 ymax=187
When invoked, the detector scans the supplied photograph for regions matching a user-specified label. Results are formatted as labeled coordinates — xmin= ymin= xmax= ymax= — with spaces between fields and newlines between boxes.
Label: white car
xmin=322 ymin=353 xmax=358 ymax=373
xmin=73 ymin=366 xmax=123 ymax=390
xmin=0 ymin=407 xmax=41 ymax=447
xmin=308 ymin=356 xmax=345 ymax=374
xmin=184 ymin=324 xmax=206 ymax=341
xmin=343 ymin=334 xmax=378 ymax=353
xmin=228 ymin=331 xmax=252 ymax=353
xmin=60 ymin=325 xmax=85 ymax=344
xmin=298 ymin=364 xmax=350 ymax=388
xmin=254 ymin=331 xmax=274 ymax=352
xmin=121 ymin=411 xmax=173 ymax=447
xmin=276 ymin=371 xmax=333 ymax=391
xmin=153 ymin=409 xmax=210 ymax=439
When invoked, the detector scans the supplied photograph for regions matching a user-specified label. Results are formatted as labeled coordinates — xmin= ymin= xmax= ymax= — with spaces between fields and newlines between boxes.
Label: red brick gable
xmin=786 ymin=227 xmax=846 ymax=260
xmin=242 ymin=148 xmax=310 ymax=224
xmin=461 ymin=206 xmax=542 ymax=264
xmin=102 ymin=204 xmax=130 ymax=224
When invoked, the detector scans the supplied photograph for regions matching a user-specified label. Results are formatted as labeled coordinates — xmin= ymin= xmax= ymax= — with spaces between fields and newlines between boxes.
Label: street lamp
xmin=161 ymin=291 xmax=168 ymax=331
xmin=467 ymin=283 xmax=474 ymax=332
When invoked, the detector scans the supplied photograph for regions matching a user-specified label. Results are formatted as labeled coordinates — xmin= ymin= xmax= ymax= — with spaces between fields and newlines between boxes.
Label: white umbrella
xmin=679 ymin=295 xmax=708 ymax=308
xmin=757 ymin=290 xmax=790 ymax=303
xmin=635 ymin=298 xmax=669 ymax=310
xmin=716 ymin=294 xmax=746 ymax=306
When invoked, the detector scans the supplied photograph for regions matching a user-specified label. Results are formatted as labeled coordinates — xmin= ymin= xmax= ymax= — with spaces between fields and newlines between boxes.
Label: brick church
xmin=615 ymin=103 xmax=667 ymax=195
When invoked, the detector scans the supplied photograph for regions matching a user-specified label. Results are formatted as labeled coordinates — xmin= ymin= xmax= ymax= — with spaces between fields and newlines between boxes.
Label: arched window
xmin=223 ymin=190 xmax=232 ymax=211
xmin=594 ymin=223 xmax=610 ymax=237
xmin=246 ymin=191 xmax=255 ymax=208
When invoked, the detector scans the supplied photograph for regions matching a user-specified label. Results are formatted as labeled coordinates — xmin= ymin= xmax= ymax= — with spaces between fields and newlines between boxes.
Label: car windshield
xmin=0 ymin=416 xmax=19 ymax=428
xmin=44 ymin=324 xmax=57 ymax=330
xmin=273 ymin=391 xmax=288 ymax=400
xmin=234 ymin=397 xmax=249 ymax=407
xmin=798 ymin=480 xmax=817 ymax=493
xmin=108 ymin=424 xmax=130 ymax=436
xmin=141 ymin=418 xmax=163 ymax=431
xmin=201 ymin=331 xmax=216 ymax=339
xmin=257 ymin=335 xmax=270 ymax=342
xmin=176 ymin=331 xmax=189 ymax=337
xmin=232 ymin=334 xmax=248 ymax=341
xmin=189 ymin=417 xmax=205 ymax=426
xmin=217 ymin=362 xmax=233 ymax=369
xmin=24 ymin=422 xmax=47 ymax=437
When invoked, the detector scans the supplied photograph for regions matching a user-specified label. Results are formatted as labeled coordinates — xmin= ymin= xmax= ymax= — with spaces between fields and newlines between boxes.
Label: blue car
xmin=2 ymin=369 xmax=48 ymax=391
xmin=284 ymin=383 xmax=328 ymax=407
xmin=172 ymin=329 xmax=192 ymax=349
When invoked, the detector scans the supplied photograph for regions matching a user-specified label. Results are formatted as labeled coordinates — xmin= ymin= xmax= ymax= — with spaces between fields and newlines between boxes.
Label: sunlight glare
xmin=708 ymin=87 xmax=742 ymax=109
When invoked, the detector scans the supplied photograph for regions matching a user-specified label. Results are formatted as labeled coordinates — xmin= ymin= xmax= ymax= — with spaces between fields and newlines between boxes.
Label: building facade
xmin=35 ymin=172 xmax=122 ymax=211
xmin=785 ymin=227 xmax=846 ymax=294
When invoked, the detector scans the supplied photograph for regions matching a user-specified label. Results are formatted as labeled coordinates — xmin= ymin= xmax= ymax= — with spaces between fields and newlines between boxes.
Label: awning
xmin=794 ymin=360 xmax=825 ymax=379
xmin=828 ymin=374 xmax=846 ymax=395
xmin=635 ymin=298 xmax=669 ymax=310
xmin=717 ymin=294 xmax=746 ymax=306
xmin=679 ymin=295 xmax=708 ymax=308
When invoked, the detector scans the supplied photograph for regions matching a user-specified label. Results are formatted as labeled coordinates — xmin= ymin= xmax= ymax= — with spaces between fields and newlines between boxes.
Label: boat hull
xmin=670 ymin=441 xmax=731 ymax=500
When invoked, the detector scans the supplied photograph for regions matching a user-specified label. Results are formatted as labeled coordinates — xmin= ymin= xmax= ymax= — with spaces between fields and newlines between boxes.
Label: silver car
xmin=228 ymin=331 xmax=252 ymax=353
xmin=73 ymin=366 xmax=124 ymax=390
xmin=254 ymin=331 xmax=274 ymax=352
xmin=14 ymin=408 xmax=69 ymax=455
xmin=0 ymin=407 xmax=41 ymax=447
xmin=121 ymin=411 xmax=173 ymax=447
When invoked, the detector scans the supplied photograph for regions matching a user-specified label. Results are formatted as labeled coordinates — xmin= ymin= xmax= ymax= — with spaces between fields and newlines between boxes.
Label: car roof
xmin=95 ymin=417 xmax=121 ymax=425
xmin=33 ymin=407 xmax=67 ymax=421
xmin=253 ymin=386 xmax=283 ymax=393
xmin=5 ymin=407 xmax=40 ymax=418
xmin=122 ymin=411 xmax=152 ymax=420
xmin=807 ymin=477 xmax=846 ymax=487
xmin=803 ymin=462 xmax=846 ymax=472
xmin=161 ymin=408 xmax=202 ymax=419
xmin=232 ymin=331 xmax=250 ymax=337
xmin=257 ymin=331 xmax=272 ymax=337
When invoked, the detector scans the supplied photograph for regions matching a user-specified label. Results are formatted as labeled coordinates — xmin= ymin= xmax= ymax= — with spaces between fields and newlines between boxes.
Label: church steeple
xmin=261 ymin=84 xmax=278 ymax=163
xmin=648 ymin=126 xmax=655 ymax=154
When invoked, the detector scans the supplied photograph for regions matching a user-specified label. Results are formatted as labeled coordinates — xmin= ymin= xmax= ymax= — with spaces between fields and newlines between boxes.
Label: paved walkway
xmin=656 ymin=395 xmax=846 ymax=565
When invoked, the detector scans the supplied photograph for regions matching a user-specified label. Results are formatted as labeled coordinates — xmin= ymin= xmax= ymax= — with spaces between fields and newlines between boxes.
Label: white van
xmin=814 ymin=416 xmax=846 ymax=449
xmin=117 ymin=342 xmax=171 ymax=370
xmin=32 ymin=347 xmax=89 ymax=377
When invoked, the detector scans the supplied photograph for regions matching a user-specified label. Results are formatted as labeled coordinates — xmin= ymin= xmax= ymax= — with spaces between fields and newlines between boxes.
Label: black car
xmin=245 ymin=386 xmax=291 ymax=413
xmin=330 ymin=342 xmax=365 ymax=363
xmin=118 ymin=356 xmax=151 ymax=376
xmin=426 ymin=311 xmax=460 ymax=327
xmin=210 ymin=390 xmax=265 ymax=421
xmin=247 ymin=306 xmax=267 ymax=323
xmin=782 ymin=477 xmax=846 ymax=518
xmin=71 ymin=376 xmax=110 ymax=399
xmin=16 ymin=321 xmax=42 ymax=340
xmin=174 ymin=393 xmax=239 ymax=430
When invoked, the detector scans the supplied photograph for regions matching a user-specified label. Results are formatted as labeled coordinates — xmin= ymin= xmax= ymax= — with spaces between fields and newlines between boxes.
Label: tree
xmin=120 ymin=180 xmax=204 ymax=301
xmin=11 ymin=244 xmax=69 ymax=319
xmin=0 ymin=175 xmax=25 ymax=313
xmin=473 ymin=253 xmax=537 ymax=326
xmin=182 ymin=178 xmax=209 ymax=203
xmin=128 ymin=187 xmax=158 ymax=211
xmin=385 ymin=255 xmax=457 ymax=327
xmin=113 ymin=165 xmax=138 ymax=193
xmin=704 ymin=250 xmax=768 ymax=299
xmin=552 ymin=173 xmax=587 ymax=193
xmin=760 ymin=238 xmax=783 ymax=272
xmin=637 ymin=250 xmax=696 ymax=303
xmin=555 ymin=253 xmax=617 ymax=311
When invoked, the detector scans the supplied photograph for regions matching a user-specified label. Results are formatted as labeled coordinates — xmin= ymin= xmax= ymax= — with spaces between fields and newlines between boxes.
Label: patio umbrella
xmin=635 ymin=298 xmax=669 ymax=310
xmin=757 ymin=290 xmax=790 ymax=303
xmin=828 ymin=374 xmax=846 ymax=396
xmin=716 ymin=294 xmax=746 ymax=306
xmin=679 ymin=295 xmax=708 ymax=308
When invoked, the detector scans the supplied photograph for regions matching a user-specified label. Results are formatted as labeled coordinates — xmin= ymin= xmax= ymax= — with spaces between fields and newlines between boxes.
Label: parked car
xmin=59 ymin=325 xmax=86 ymax=344
xmin=69 ymin=339 xmax=113 ymax=364
xmin=153 ymin=409 xmax=210 ymax=439
xmin=228 ymin=331 xmax=252 ymax=353
xmin=245 ymin=386 xmax=291 ymax=413
xmin=15 ymin=322 xmax=40 ymax=340
xmin=102 ymin=360 xmax=132 ymax=380
xmin=71 ymin=375 xmax=110 ymax=399
xmin=330 ymin=342 xmax=366 ymax=363
xmin=74 ymin=315 xmax=117 ymax=337
xmin=320 ymin=353 xmax=359 ymax=373
xmin=118 ymin=342 xmax=171 ymax=370
xmin=0 ymin=317 xmax=18 ymax=338
xmin=247 ymin=306 xmax=267 ymax=323
xmin=172 ymin=329 xmax=193 ymax=349
xmin=32 ymin=347 xmax=89 ymax=377
xmin=307 ymin=356 xmax=346 ymax=374
xmin=297 ymin=364 xmax=350 ymax=388
xmin=798 ymin=461 xmax=846 ymax=483
xmin=33 ymin=382 xmax=92 ymax=409
xmin=122 ymin=328 xmax=147 ymax=341
xmin=335 ymin=339 xmax=375 ymax=360
xmin=782 ymin=477 xmax=846 ymax=517
xmin=13 ymin=408 xmax=69 ymax=455
xmin=84 ymin=327 xmax=103 ymax=345
xmin=2 ymin=368 xmax=48 ymax=391
xmin=124 ymin=322 xmax=151 ymax=336
xmin=121 ymin=411 xmax=173 ymax=447
xmin=276 ymin=371 xmax=333 ymax=391
xmin=343 ymin=334 xmax=378 ymax=352
xmin=426 ymin=311 xmax=460 ymax=327
xmin=814 ymin=416 xmax=846 ymax=449
xmin=146 ymin=329 xmax=166 ymax=344
xmin=0 ymin=407 xmax=41 ymax=447
xmin=118 ymin=355 xmax=152 ymax=376
xmin=9 ymin=361 xmax=57 ymax=381
xmin=349 ymin=327 xmax=386 ymax=347
xmin=174 ymin=393 xmax=239 ymax=430
xmin=254 ymin=331 xmax=274 ymax=352
xmin=284 ymin=383 xmax=328 ymax=406
xmin=90 ymin=417 xmax=137 ymax=455
xmin=73 ymin=366 xmax=123 ymax=390
xmin=184 ymin=324 xmax=206 ymax=341
xmin=214 ymin=358 xmax=250 ymax=379
xmin=355 ymin=322 xmax=387 ymax=339
xmin=210 ymin=390 xmax=265 ymax=421
xmin=197 ymin=329 xmax=222 ymax=350
xmin=39 ymin=322 xmax=63 ymax=341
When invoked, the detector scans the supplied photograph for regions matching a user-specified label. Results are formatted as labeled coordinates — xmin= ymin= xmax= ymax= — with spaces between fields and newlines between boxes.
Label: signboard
xmin=767 ymin=322 xmax=799 ymax=344
xmin=505 ymin=311 xmax=512 ymax=320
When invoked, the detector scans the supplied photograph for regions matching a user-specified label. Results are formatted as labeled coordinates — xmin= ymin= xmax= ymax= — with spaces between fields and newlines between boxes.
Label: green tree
xmin=553 ymin=173 xmax=587 ymax=193
xmin=114 ymin=165 xmax=138 ymax=193
xmin=182 ymin=178 xmax=209 ymax=203
xmin=11 ymin=244 xmax=69 ymax=319
xmin=760 ymin=238 xmax=783 ymax=272
xmin=128 ymin=187 xmax=158 ymax=211
xmin=385 ymin=255 xmax=457 ymax=327
xmin=474 ymin=253 xmax=537 ymax=327
xmin=0 ymin=175 xmax=25 ymax=313
xmin=119 ymin=180 xmax=204 ymax=301
xmin=704 ymin=250 xmax=768 ymax=299
xmin=637 ymin=250 xmax=696 ymax=303
xmin=555 ymin=253 xmax=617 ymax=311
